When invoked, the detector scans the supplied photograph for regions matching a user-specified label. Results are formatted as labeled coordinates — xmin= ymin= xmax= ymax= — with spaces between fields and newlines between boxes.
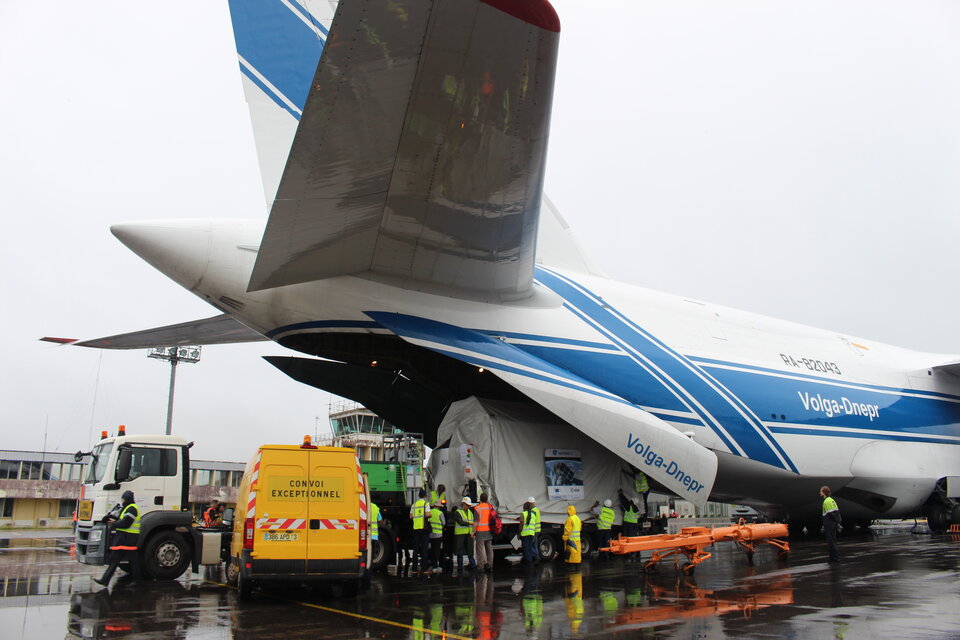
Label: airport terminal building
xmin=0 ymin=450 xmax=245 ymax=528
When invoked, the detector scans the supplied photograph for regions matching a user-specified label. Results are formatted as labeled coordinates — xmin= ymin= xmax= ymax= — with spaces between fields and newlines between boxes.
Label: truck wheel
xmin=143 ymin=531 xmax=190 ymax=580
xmin=371 ymin=537 xmax=393 ymax=571
xmin=225 ymin=557 xmax=240 ymax=586
xmin=579 ymin=535 xmax=592 ymax=558
xmin=536 ymin=534 xmax=557 ymax=561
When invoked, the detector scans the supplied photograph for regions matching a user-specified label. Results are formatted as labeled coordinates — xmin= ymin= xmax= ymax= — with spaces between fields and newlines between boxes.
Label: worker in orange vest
xmin=473 ymin=492 xmax=494 ymax=572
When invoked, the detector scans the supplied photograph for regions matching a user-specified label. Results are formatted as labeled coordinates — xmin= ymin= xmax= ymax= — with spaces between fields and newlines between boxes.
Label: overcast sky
xmin=2 ymin=1 xmax=958 ymax=462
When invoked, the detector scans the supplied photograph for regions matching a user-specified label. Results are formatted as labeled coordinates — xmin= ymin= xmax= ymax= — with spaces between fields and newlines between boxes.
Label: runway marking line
xmin=204 ymin=579 xmax=474 ymax=640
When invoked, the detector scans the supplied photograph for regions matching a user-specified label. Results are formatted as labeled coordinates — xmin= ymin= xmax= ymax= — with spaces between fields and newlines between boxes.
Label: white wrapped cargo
xmin=427 ymin=397 xmax=640 ymax=525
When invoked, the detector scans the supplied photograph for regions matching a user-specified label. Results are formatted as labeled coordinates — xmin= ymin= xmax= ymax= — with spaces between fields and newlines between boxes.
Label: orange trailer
xmin=604 ymin=521 xmax=790 ymax=574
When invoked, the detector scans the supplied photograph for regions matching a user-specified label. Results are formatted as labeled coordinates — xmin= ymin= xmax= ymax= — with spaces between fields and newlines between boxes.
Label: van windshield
xmin=85 ymin=442 xmax=114 ymax=484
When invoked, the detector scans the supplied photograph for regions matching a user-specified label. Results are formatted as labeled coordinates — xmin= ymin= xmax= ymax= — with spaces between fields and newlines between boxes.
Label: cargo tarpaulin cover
xmin=428 ymin=397 xmax=639 ymax=524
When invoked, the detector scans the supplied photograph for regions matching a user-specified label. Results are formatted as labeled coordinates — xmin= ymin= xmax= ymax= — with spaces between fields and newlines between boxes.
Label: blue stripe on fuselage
xmin=534 ymin=267 xmax=796 ymax=471
xmin=227 ymin=0 xmax=326 ymax=116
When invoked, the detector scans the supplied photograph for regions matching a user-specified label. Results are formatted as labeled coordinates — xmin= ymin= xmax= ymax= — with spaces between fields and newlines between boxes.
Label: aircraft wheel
xmin=927 ymin=503 xmax=949 ymax=533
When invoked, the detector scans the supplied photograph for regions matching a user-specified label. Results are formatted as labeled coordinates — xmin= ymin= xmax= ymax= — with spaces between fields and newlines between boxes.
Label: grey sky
xmin=2 ymin=1 xmax=958 ymax=462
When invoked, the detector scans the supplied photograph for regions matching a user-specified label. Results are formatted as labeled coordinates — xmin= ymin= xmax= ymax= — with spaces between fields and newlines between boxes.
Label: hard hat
xmin=603 ymin=499 xmax=612 ymax=507
xmin=527 ymin=496 xmax=536 ymax=503
xmin=461 ymin=496 xmax=472 ymax=505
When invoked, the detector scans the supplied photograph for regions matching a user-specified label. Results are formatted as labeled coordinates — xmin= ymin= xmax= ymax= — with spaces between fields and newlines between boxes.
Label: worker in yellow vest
xmin=618 ymin=488 xmax=640 ymax=537
xmin=594 ymin=499 xmax=616 ymax=559
xmin=520 ymin=499 xmax=539 ymax=565
xmin=430 ymin=484 xmax=448 ymax=513
xmin=820 ymin=485 xmax=842 ymax=563
xmin=410 ymin=489 xmax=432 ymax=574
xmin=634 ymin=469 xmax=650 ymax=515
xmin=94 ymin=490 xmax=141 ymax=586
xmin=428 ymin=500 xmax=446 ymax=573
xmin=562 ymin=505 xmax=582 ymax=565
xmin=453 ymin=496 xmax=477 ymax=573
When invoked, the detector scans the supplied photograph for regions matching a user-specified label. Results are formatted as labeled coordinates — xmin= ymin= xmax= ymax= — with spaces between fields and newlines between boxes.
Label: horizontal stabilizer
xmin=68 ymin=314 xmax=267 ymax=349
xmin=932 ymin=359 xmax=960 ymax=378
xmin=366 ymin=312 xmax=718 ymax=505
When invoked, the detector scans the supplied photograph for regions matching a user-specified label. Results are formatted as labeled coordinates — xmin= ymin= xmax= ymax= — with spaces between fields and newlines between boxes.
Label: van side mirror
xmin=222 ymin=507 xmax=234 ymax=525
xmin=116 ymin=447 xmax=132 ymax=482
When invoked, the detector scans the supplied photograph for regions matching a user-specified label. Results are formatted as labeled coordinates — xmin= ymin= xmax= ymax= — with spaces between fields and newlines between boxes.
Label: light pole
xmin=148 ymin=346 xmax=201 ymax=435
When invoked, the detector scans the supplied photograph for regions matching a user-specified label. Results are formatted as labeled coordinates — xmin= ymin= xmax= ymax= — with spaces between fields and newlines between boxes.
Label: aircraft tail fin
xmin=536 ymin=194 xmax=606 ymax=277
xmin=224 ymin=0 xmax=338 ymax=209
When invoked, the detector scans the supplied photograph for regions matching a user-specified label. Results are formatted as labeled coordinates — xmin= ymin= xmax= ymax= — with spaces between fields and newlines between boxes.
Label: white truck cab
xmin=74 ymin=429 xmax=229 ymax=580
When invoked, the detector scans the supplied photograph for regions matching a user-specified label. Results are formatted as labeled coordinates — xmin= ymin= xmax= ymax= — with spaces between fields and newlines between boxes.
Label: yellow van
xmin=228 ymin=439 xmax=370 ymax=599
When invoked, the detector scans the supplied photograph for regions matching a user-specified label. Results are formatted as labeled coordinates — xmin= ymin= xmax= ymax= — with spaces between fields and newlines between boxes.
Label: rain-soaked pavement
xmin=1 ymin=524 xmax=958 ymax=640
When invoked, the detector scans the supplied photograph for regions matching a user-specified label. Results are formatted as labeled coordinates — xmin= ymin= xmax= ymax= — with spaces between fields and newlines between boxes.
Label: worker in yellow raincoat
xmin=562 ymin=505 xmax=582 ymax=565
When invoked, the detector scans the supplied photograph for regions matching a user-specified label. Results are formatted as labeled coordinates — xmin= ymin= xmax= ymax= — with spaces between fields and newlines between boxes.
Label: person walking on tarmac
xmin=94 ymin=490 xmax=141 ymax=586
xmin=410 ymin=489 xmax=432 ymax=574
xmin=474 ymin=492 xmax=494 ymax=572
xmin=820 ymin=485 xmax=842 ymax=563
xmin=520 ymin=500 xmax=539 ymax=565
xmin=428 ymin=500 xmax=446 ymax=573
xmin=562 ymin=505 xmax=582 ymax=565
xmin=369 ymin=500 xmax=384 ymax=566
xmin=453 ymin=497 xmax=477 ymax=573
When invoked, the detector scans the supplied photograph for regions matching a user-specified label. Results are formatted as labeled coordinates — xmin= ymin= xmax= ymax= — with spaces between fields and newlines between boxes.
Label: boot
xmin=94 ymin=559 xmax=119 ymax=586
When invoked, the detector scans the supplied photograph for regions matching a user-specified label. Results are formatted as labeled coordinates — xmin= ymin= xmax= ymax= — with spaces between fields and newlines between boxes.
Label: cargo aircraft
xmin=56 ymin=0 xmax=959 ymax=531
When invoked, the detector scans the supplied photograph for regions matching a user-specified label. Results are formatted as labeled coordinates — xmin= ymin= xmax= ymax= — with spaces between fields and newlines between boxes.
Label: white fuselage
xmin=113 ymin=219 xmax=960 ymax=521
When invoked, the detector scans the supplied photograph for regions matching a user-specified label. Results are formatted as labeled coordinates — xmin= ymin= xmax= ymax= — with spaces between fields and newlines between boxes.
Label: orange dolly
xmin=604 ymin=521 xmax=790 ymax=575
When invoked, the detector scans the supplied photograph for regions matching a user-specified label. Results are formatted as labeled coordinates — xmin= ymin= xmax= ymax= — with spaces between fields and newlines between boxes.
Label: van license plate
xmin=264 ymin=532 xmax=299 ymax=542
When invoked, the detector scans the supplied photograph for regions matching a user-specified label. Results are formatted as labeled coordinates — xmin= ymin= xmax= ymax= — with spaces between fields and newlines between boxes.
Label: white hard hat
xmin=461 ymin=497 xmax=472 ymax=505
xmin=527 ymin=496 xmax=536 ymax=503
xmin=604 ymin=499 xmax=612 ymax=507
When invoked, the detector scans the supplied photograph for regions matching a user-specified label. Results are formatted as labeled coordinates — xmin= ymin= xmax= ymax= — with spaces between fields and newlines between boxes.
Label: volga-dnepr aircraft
xmin=64 ymin=0 xmax=959 ymax=531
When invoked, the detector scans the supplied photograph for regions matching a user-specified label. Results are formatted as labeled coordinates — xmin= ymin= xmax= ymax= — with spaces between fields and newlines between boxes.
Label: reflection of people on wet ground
xmin=520 ymin=566 xmax=543 ymax=639
xmin=94 ymin=490 xmax=140 ymax=586
xmin=563 ymin=571 xmax=584 ymax=634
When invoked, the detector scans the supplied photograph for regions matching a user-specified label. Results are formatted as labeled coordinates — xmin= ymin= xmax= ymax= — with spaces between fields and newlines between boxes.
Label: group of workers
xmin=404 ymin=485 xmax=544 ymax=575
xmin=90 ymin=480 xmax=843 ymax=589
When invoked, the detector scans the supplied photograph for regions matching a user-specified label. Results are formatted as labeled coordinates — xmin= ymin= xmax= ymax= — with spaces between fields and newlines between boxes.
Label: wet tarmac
xmin=1 ymin=524 xmax=958 ymax=640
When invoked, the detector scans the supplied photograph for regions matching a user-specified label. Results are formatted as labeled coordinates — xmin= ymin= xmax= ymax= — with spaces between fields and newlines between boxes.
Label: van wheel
xmin=237 ymin=567 xmax=252 ymax=601
xmin=371 ymin=538 xmax=393 ymax=571
xmin=225 ymin=557 xmax=240 ymax=586
xmin=536 ymin=534 xmax=557 ymax=561
xmin=143 ymin=531 xmax=190 ymax=580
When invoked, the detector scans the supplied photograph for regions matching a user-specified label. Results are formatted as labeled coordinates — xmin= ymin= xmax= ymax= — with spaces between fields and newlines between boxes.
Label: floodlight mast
xmin=147 ymin=346 xmax=201 ymax=435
